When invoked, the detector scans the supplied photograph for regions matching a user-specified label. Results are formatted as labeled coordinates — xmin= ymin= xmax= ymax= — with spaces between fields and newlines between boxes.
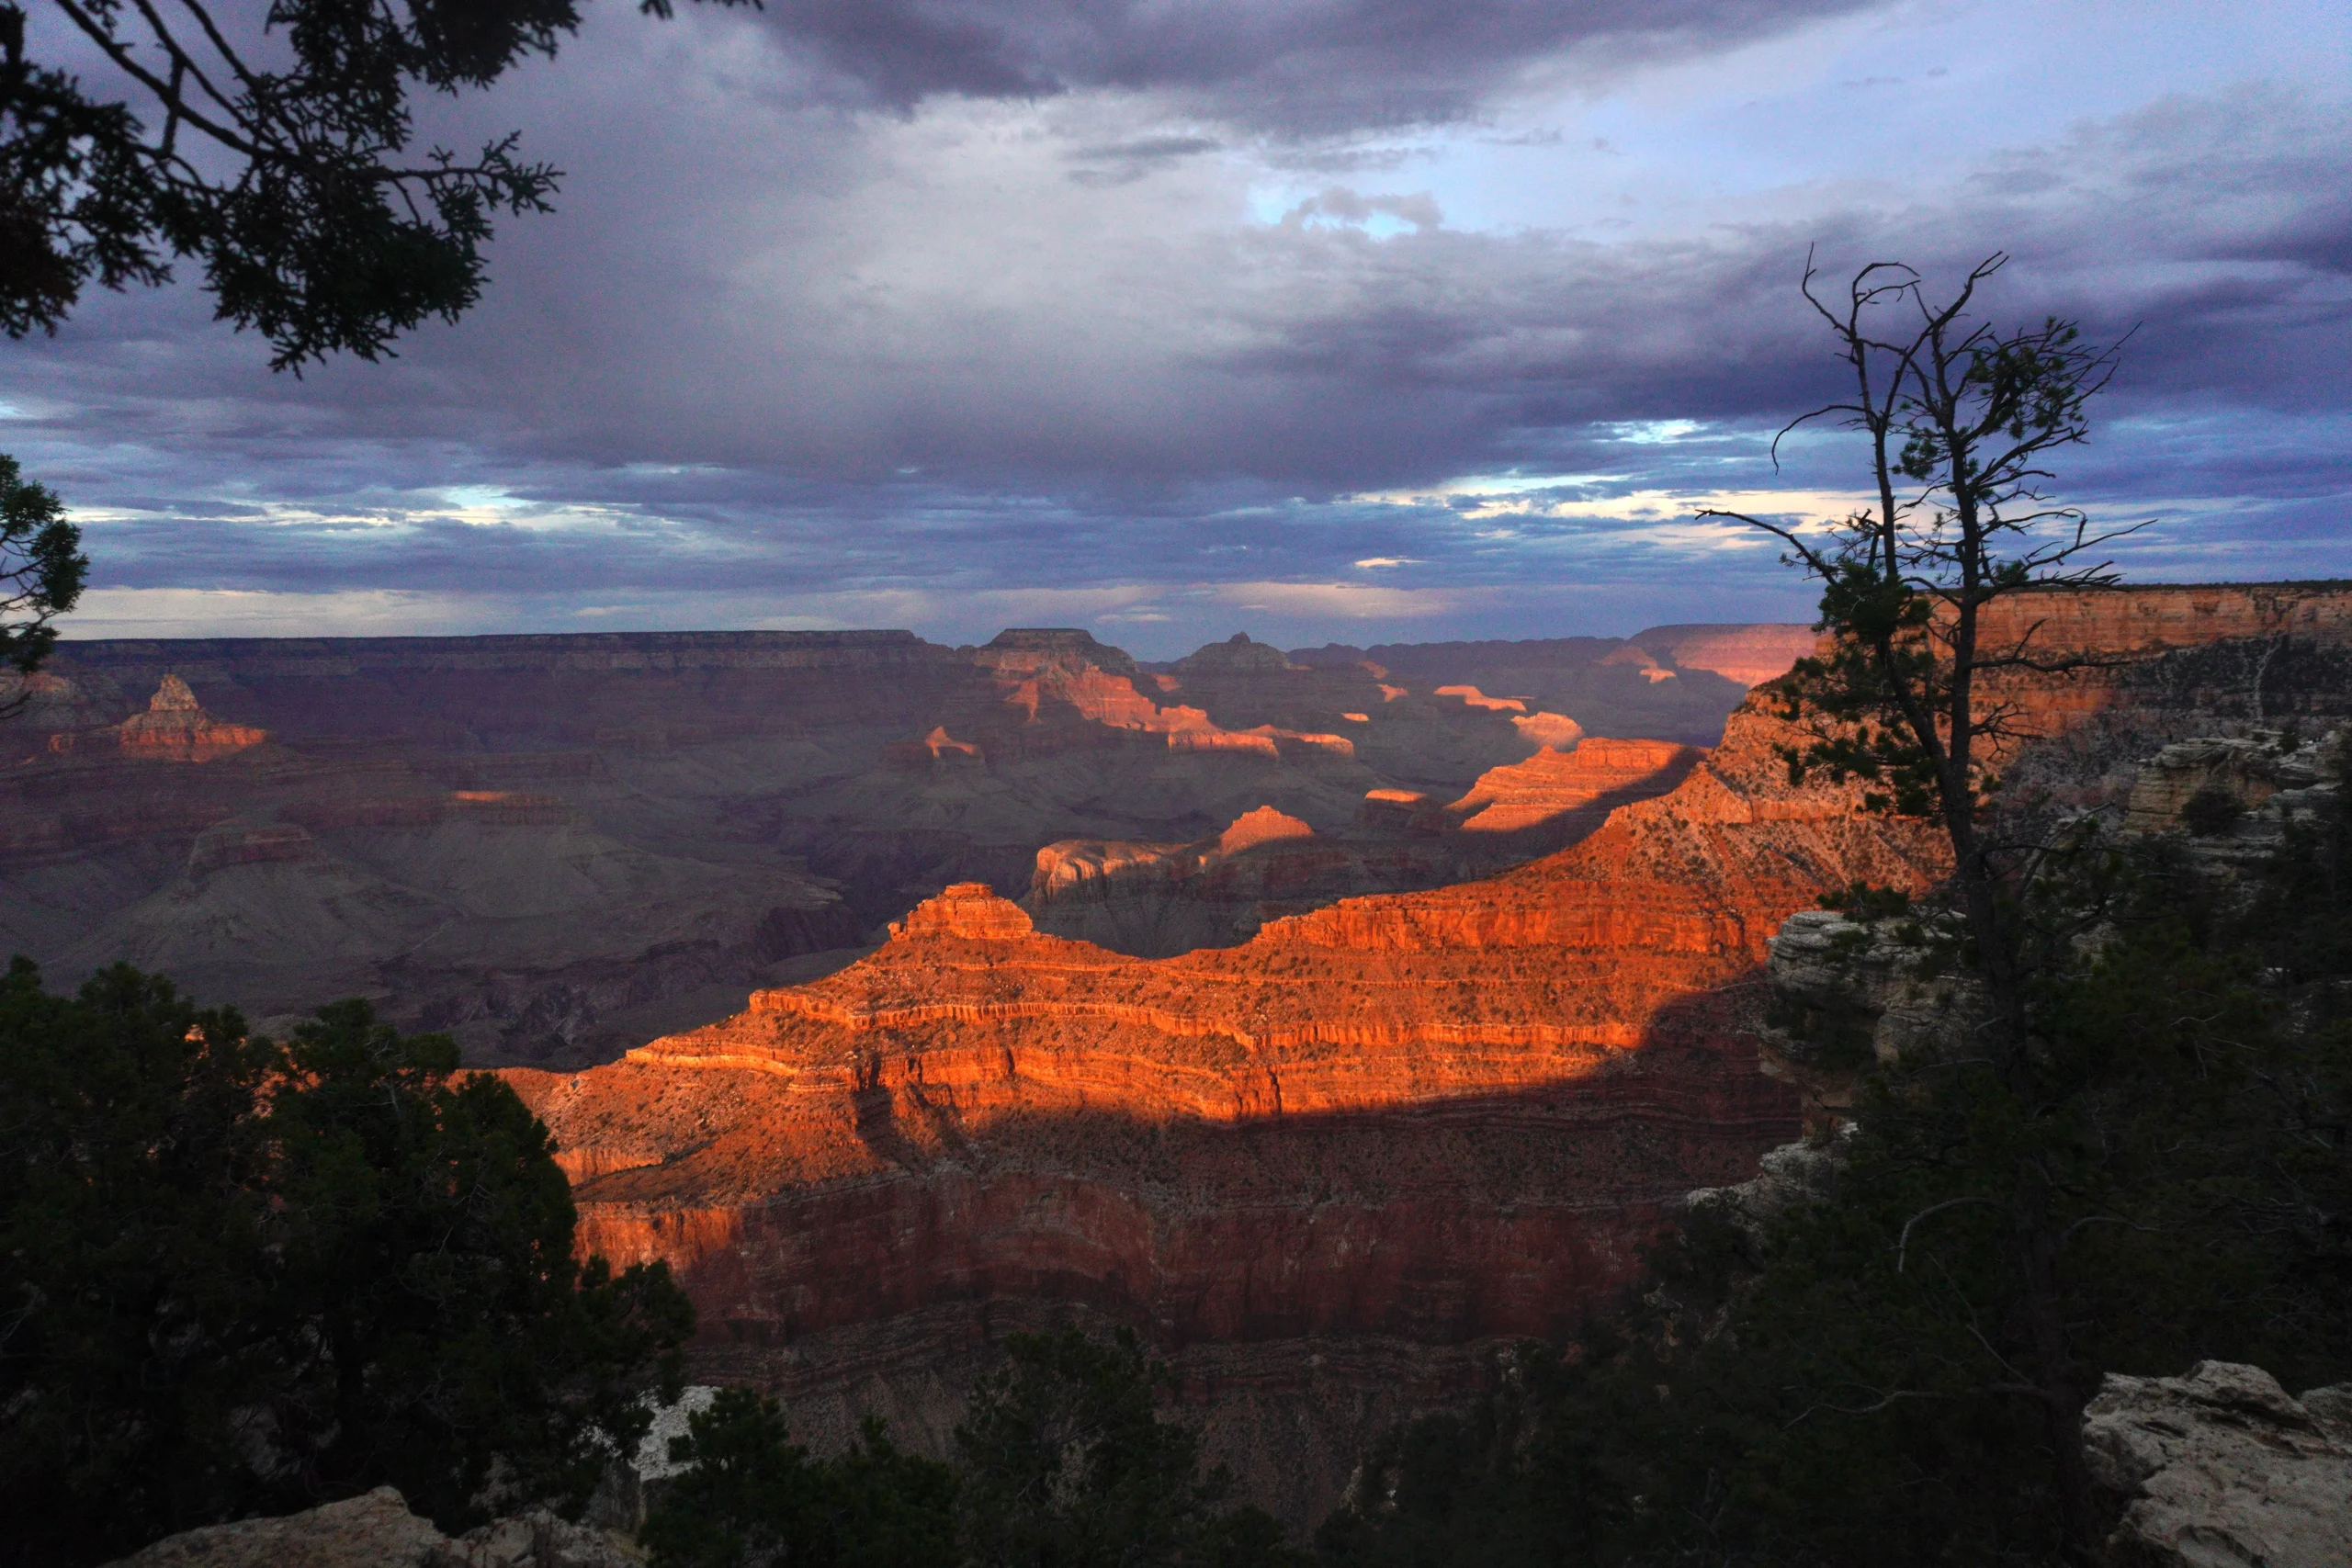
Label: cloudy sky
xmin=9 ymin=0 xmax=2350 ymax=658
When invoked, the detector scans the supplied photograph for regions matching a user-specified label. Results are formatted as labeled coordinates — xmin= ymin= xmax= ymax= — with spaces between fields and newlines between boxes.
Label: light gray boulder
xmin=1763 ymin=908 xmax=1979 ymax=1069
xmin=1685 ymin=1127 xmax=1852 ymax=1237
xmin=100 ymin=1486 xmax=644 ymax=1568
xmin=2082 ymin=1360 xmax=2352 ymax=1568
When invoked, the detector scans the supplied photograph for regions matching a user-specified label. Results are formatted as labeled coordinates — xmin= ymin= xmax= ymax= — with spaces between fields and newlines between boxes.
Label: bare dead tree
xmin=1702 ymin=250 xmax=2143 ymax=1054
xmin=1700 ymin=251 xmax=2149 ymax=1562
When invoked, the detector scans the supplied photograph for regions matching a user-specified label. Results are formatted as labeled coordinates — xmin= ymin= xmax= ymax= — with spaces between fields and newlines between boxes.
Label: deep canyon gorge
xmin=13 ymin=588 xmax=2352 ymax=1525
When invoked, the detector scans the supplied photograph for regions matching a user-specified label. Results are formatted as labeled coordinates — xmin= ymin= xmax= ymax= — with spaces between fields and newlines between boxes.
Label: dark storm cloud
xmin=24 ymin=84 xmax=2346 ymax=494
xmin=11 ymin=1 xmax=2349 ymax=651
xmin=21 ymin=23 xmax=2342 ymax=502
xmin=750 ymin=0 xmax=1889 ymax=132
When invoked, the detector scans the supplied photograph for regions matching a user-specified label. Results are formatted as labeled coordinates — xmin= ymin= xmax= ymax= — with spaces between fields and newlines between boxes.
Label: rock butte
xmin=502 ymin=584 xmax=2352 ymax=1520
xmin=503 ymin=699 xmax=1951 ymax=1515
xmin=24 ymin=625 xmax=1739 ymax=1058
xmin=50 ymin=673 xmax=269 ymax=761
xmin=1627 ymin=624 xmax=1825 ymax=688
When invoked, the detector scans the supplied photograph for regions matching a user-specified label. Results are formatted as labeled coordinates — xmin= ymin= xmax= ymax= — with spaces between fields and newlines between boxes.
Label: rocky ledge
xmin=100 ymin=1486 xmax=640 ymax=1568
xmin=2084 ymin=1361 xmax=2352 ymax=1568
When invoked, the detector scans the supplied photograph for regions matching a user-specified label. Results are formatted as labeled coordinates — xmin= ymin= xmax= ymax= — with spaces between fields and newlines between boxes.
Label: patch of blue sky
xmin=1370 ymin=0 xmax=2349 ymax=241
xmin=437 ymin=484 xmax=526 ymax=512
xmin=1599 ymin=420 xmax=1708 ymax=446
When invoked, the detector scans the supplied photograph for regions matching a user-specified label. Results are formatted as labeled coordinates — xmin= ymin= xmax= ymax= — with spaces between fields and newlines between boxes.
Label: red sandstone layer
xmin=48 ymin=674 xmax=269 ymax=761
xmin=1445 ymin=739 xmax=1699 ymax=833
xmin=510 ymin=586 xmax=2352 ymax=1368
xmin=507 ymin=697 xmax=1951 ymax=1354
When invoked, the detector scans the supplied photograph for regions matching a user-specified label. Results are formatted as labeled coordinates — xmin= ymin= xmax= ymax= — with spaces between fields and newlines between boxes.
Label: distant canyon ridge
xmin=16 ymin=590 xmax=2352 ymax=1526
xmin=3 ymin=621 xmax=1807 ymax=1066
xmin=494 ymin=585 xmax=2352 ymax=1522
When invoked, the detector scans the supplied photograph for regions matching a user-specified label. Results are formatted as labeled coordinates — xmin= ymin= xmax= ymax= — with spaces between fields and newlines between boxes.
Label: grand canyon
xmin=12 ymin=587 xmax=2352 ymax=1524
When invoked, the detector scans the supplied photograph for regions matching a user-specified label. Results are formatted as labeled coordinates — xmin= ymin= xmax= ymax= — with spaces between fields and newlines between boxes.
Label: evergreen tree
xmin=955 ymin=1328 xmax=1306 ymax=1568
xmin=0 ymin=452 xmax=83 ymax=697
xmin=641 ymin=1392 xmax=959 ymax=1568
xmin=3 ymin=0 xmax=751 ymax=368
xmin=0 ymin=966 xmax=694 ymax=1568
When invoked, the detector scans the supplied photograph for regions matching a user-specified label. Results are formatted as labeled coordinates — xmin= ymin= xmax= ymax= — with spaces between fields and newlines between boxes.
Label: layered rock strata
xmin=502 ymin=584 xmax=2352 ymax=1520
xmin=505 ymin=696 xmax=1954 ymax=1520
xmin=13 ymin=624 xmax=1777 ymax=1049
xmin=1624 ymin=624 xmax=1822 ymax=688
xmin=49 ymin=673 xmax=269 ymax=761
xmin=1445 ymin=739 xmax=1699 ymax=833
xmin=1021 ymin=742 xmax=1705 ymax=956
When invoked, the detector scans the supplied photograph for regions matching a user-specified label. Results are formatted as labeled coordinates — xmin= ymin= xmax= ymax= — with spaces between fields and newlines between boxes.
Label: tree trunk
xmin=2016 ymin=1173 xmax=2099 ymax=1562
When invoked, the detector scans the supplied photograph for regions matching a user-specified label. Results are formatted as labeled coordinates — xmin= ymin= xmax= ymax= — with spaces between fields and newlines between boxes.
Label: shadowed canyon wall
xmin=7 ymin=625 xmax=1799 ymax=1065
xmin=502 ymin=583 xmax=2352 ymax=1524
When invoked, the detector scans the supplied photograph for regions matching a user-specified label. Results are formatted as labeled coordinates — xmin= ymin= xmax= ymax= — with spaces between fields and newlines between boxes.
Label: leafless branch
xmin=1896 ymin=1194 xmax=2002 ymax=1273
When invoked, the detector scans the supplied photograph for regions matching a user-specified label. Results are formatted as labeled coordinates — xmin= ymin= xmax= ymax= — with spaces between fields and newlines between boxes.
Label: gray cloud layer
xmin=736 ymin=0 xmax=1887 ymax=130
xmin=6 ymin=2 xmax=2349 ymax=654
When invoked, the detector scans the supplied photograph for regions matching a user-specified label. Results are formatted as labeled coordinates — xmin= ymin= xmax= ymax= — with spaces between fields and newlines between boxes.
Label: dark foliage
xmin=954 ymin=1327 xmax=1308 ymax=1568
xmin=1315 ymin=790 xmax=2352 ymax=1568
xmin=1 ymin=0 xmax=746 ymax=368
xmin=0 ymin=968 xmax=694 ymax=1568
xmin=2178 ymin=784 xmax=2245 ymax=838
xmin=647 ymin=1328 xmax=1307 ymax=1568
xmin=641 ymin=1390 xmax=959 ymax=1568
xmin=0 ymin=452 xmax=83 ymax=696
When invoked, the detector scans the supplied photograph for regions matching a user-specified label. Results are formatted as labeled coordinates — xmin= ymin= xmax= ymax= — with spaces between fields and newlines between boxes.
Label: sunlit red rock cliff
xmin=4 ymin=622 xmax=1801 ymax=1063
xmin=13 ymin=589 xmax=2350 ymax=1520
xmin=494 ymin=584 xmax=2352 ymax=1520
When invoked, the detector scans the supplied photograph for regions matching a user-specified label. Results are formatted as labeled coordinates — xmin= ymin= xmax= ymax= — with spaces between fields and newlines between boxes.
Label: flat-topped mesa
xmin=1162 ymin=722 xmax=1355 ymax=760
xmin=109 ymin=675 xmax=267 ymax=761
xmin=1358 ymin=788 xmax=1442 ymax=833
xmin=1434 ymin=684 xmax=1525 ymax=712
xmin=54 ymin=628 xmax=949 ymax=684
xmin=1447 ymin=738 xmax=1702 ymax=834
xmin=883 ymin=881 xmax=1037 ymax=942
xmin=975 ymin=627 xmax=1140 ymax=678
xmin=1172 ymin=633 xmax=1300 ymax=674
xmin=1626 ymin=625 xmax=1818 ymax=687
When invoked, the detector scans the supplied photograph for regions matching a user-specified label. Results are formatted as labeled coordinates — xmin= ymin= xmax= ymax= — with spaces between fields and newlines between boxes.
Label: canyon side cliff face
xmin=7 ymin=625 xmax=1791 ymax=1064
xmin=1016 ymin=739 xmax=1706 ymax=957
xmin=501 ymin=583 xmax=2352 ymax=1525
xmin=503 ymin=692 xmax=1954 ymax=1518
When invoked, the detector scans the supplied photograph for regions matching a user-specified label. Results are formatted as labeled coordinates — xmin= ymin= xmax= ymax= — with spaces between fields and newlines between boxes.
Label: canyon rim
xmin=25 ymin=588 xmax=2341 ymax=1525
